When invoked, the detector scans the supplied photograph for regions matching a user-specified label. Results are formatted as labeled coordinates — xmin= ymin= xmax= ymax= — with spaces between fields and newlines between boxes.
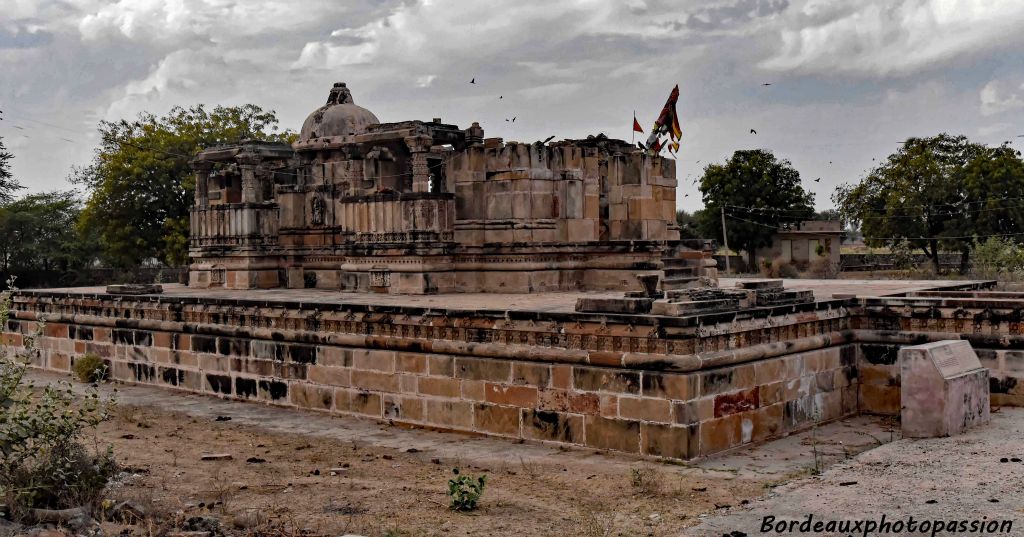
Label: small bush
xmin=629 ymin=467 xmax=660 ymax=496
xmin=760 ymin=257 xmax=799 ymax=279
xmin=447 ymin=468 xmax=486 ymax=511
xmin=972 ymin=236 xmax=1024 ymax=280
xmin=806 ymin=256 xmax=839 ymax=279
xmin=72 ymin=353 xmax=107 ymax=383
xmin=0 ymin=282 xmax=117 ymax=521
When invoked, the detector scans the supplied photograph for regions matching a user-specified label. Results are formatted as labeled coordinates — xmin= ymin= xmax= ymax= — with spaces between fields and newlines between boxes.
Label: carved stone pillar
xmin=193 ymin=161 xmax=213 ymax=207
xmin=465 ymin=122 xmax=485 ymax=147
xmin=404 ymin=135 xmax=433 ymax=193
xmin=237 ymin=153 xmax=261 ymax=203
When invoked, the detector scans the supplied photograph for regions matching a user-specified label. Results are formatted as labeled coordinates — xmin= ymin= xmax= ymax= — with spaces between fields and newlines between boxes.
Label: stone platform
xmin=7 ymin=277 xmax=1021 ymax=462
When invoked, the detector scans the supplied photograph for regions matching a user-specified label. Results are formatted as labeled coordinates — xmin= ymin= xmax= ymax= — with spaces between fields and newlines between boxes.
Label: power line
xmin=725 ymin=213 xmax=1024 ymax=242
xmin=725 ymin=202 xmax=1024 ymax=220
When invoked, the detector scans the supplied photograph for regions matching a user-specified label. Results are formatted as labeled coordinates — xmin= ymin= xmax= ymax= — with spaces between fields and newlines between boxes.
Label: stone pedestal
xmin=900 ymin=340 xmax=990 ymax=438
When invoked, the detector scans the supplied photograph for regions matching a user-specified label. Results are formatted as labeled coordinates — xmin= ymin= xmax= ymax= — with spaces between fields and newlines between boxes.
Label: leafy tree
xmin=74 ymin=104 xmax=292 ymax=267
xmin=834 ymin=134 xmax=1024 ymax=272
xmin=696 ymin=149 xmax=815 ymax=267
xmin=0 ymin=191 xmax=97 ymax=275
xmin=0 ymin=110 xmax=25 ymax=203
xmin=675 ymin=209 xmax=702 ymax=241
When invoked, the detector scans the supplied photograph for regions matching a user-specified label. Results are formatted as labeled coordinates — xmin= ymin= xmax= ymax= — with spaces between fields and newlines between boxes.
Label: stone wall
xmin=5 ymin=290 xmax=857 ymax=461
xmin=853 ymin=291 xmax=1024 ymax=412
xmin=9 ymin=286 xmax=1019 ymax=461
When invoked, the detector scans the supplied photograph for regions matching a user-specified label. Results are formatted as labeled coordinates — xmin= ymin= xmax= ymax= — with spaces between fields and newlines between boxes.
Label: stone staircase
xmin=661 ymin=256 xmax=701 ymax=291
xmin=660 ymin=240 xmax=718 ymax=292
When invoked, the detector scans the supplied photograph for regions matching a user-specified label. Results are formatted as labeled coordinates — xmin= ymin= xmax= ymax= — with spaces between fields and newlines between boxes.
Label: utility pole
xmin=720 ymin=206 xmax=731 ymax=275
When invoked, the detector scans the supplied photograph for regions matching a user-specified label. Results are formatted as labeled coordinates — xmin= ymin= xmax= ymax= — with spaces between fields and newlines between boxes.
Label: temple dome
xmin=299 ymin=82 xmax=379 ymax=140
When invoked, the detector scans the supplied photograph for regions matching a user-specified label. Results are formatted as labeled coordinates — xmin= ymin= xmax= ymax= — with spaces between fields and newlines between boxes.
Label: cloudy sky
xmin=2 ymin=0 xmax=1024 ymax=212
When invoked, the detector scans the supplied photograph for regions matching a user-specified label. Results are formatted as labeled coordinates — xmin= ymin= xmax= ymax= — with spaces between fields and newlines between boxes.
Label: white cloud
xmin=762 ymin=0 xmax=1024 ymax=75
xmin=980 ymin=80 xmax=1024 ymax=116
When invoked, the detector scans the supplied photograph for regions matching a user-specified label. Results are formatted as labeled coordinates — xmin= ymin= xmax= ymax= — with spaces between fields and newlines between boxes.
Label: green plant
xmin=972 ymin=236 xmax=1024 ymax=280
xmin=447 ymin=468 xmax=486 ymax=512
xmin=629 ymin=467 xmax=660 ymax=496
xmin=0 ymin=282 xmax=117 ymax=520
xmin=72 ymin=353 xmax=107 ymax=383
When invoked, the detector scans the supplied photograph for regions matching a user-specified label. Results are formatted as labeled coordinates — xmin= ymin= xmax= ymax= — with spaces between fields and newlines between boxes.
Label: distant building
xmin=762 ymin=220 xmax=842 ymax=269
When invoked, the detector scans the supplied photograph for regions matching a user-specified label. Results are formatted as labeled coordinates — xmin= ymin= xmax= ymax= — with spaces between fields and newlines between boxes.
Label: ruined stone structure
xmin=3 ymin=83 xmax=1012 ymax=462
xmin=189 ymin=82 xmax=698 ymax=294
xmin=8 ymin=279 xmax=1017 ymax=462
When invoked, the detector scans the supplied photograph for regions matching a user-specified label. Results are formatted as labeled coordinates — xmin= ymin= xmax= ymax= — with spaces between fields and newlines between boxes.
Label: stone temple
xmin=4 ymin=82 xmax=1017 ymax=462
xmin=188 ymin=82 xmax=708 ymax=294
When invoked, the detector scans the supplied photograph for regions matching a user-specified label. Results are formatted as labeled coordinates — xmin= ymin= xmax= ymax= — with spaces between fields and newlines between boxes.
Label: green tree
xmin=696 ymin=149 xmax=815 ymax=268
xmin=74 ymin=104 xmax=292 ymax=267
xmin=0 ymin=110 xmax=25 ymax=203
xmin=675 ymin=209 xmax=702 ymax=241
xmin=0 ymin=191 xmax=96 ymax=276
xmin=834 ymin=134 xmax=1024 ymax=272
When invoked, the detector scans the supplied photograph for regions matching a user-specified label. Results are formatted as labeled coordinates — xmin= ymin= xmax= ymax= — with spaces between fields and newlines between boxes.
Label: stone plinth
xmin=899 ymin=340 xmax=990 ymax=438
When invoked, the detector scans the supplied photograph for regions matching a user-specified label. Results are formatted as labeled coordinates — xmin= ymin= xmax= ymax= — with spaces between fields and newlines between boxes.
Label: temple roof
xmin=298 ymin=82 xmax=379 ymax=141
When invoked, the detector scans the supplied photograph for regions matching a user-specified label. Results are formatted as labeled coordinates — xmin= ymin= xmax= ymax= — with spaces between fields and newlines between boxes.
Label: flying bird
xmin=60 ymin=137 xmax=74 ymax=143
xmin=762 ymin=83 xmax=772 ymax=86
xmin=543 ymin=135 xmax=555 ymax=143
xmin=512 ymin=116 xmax=516 ymax=122
xmin=750 ymin=129 xmax=757 ymax=135
xmin=499 ymin=95 xmax=503 ymax=99
xmin=814 ymin=178 xmax=821 ymax=183
xmin=470 ymin=78 xmax=475 ymax=84
xmin=13 ymin=126 xmax=24 ymax=130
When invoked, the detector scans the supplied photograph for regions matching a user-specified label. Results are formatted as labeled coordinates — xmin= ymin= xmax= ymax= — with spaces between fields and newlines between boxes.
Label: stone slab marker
xmin=900 ymin=340 xmax=990 ymax=438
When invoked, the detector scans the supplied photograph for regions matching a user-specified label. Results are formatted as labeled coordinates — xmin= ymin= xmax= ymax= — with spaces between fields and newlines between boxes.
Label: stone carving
xmin=310 ymin=196 xmax=325 ymax=226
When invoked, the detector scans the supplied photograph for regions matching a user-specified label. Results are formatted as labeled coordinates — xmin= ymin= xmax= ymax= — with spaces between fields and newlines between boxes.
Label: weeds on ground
xmin=629 ymin=467 xmax=661 ymax=496
xmin=0 ymin=279 xmax=118 ymax=521
xmin=72 ymin=352 xmax=107 ymax=383
xmin=447 ymin=468 xmax=486 ymax=511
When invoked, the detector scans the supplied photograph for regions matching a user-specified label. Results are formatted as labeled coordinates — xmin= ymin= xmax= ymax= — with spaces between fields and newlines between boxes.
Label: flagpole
xmin=632 ymin=111 xmax=635 ymax=145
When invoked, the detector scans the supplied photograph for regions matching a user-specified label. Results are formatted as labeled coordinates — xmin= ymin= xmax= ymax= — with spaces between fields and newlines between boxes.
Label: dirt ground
xmin=692 ymin=406 xmax=1024 ymax=536
xmin=23 ymin=371 xmax=897 ymax=537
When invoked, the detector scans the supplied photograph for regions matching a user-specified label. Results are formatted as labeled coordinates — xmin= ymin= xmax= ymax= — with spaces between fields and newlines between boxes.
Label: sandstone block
xmin=618 ymin=397 xmax=672 ymax=423
xmin=641 ymin=423 xmax=695 ymax=459
xmin=474 ymin=403 xmax=521 ymax=436
xmin=900 ymin=340 xmax=990 ymax=438
xmin=584 ymin=415 xmax=640 ymax=453
xmin=523 ymin=410 xmax=583 ymax=444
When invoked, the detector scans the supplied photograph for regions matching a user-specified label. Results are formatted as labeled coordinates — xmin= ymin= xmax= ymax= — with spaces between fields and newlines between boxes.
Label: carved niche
xmin=310 ymin=195 xmax=326 ymax=226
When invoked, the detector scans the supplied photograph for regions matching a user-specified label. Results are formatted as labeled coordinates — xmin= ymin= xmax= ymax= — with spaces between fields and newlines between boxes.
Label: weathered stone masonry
xmin=6 ymin=283 xmax=1020 ymax=461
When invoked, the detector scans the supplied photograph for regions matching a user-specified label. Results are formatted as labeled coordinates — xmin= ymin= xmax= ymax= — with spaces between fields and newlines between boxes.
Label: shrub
xmin=629 ymin=467 xmax=660 ymax=496
xmin=760 ymin=257 xmax=799 ymax=279
xmin=0 ymin=284 xmax=117 ymax=521
xmin=447 ymin=468 xmax=486 ymax=511
xmin=72 ymin=353 xmax=107 ymax=383
xmin=889 ymin=240 xmax=916 ymax=271
xmin=972 ymin=236 xmax=1024 ymax=280
xmin=806 ymin=256 xmax=839 ymax=279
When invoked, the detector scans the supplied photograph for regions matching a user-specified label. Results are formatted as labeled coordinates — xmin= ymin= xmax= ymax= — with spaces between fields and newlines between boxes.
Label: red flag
xmin=651 ymin=139 xmax=663 ymax=153
xmin=633 ymin=115 xmax=644 ymax=134
xmin=653 ymin=85 xmax=680 ymax=134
